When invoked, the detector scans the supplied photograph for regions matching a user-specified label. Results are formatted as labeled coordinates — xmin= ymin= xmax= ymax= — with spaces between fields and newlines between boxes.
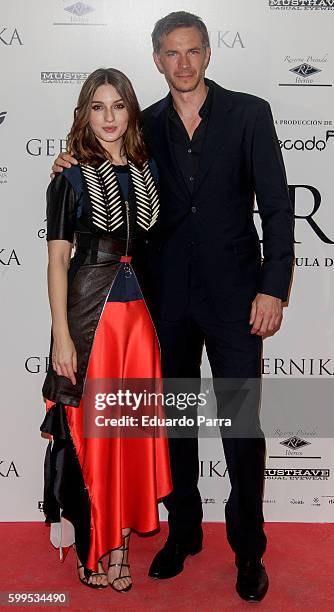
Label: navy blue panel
xmin=107 ymin=265 xmax=143 ymax=302
xmin=115 ymin=170 xmax=129 ymax=201
xmin=148 ymin=158 xmax=159 ymax=185
xmin=62 ymin=165 xmax=84 ymax=218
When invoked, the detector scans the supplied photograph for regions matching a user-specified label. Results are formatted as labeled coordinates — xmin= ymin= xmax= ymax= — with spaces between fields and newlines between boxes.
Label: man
xmin=52 ymin=11 xmax=294 ymax=602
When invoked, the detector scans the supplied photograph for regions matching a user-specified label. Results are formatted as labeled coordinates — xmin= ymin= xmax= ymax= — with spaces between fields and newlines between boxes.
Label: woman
xmin=40 ymin=68 xmax=172 ymax=592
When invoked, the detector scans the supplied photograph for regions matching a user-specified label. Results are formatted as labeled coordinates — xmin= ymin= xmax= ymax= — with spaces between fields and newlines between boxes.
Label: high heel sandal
xmin=108 ymin=533 xmax=132 ymax=593
xmin=76 ymin=559 xmax=108 ymax=590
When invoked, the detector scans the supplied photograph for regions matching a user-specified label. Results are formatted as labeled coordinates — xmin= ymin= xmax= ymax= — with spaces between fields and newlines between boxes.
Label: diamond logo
xmin=65 ymin=2 xmax=95 ymax=17
xmin=280 ymin=436 xmax=311 ymax=450
xmin=289 ymin=63 xmax=321 ymax=78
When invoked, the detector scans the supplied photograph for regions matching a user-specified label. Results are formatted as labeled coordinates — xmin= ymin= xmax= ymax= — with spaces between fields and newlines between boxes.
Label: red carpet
xmin=0 ymin=522 xmax=333 ymax=611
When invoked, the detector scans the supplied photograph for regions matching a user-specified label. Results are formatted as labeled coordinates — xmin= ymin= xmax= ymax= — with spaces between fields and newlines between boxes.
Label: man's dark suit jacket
xmin=142 ymin=78 xmax=294 ymax=322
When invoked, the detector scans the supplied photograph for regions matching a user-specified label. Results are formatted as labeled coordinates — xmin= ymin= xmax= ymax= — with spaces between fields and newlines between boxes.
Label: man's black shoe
xmin=148 ymin=533 xmax=203 ymax=579
xmin=235 ymin=556 xmax=269 ymax=602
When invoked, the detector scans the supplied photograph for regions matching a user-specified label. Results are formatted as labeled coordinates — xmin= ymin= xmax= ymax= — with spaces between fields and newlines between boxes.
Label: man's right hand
xmin=51 ymin=152 xmax=77 ymax=177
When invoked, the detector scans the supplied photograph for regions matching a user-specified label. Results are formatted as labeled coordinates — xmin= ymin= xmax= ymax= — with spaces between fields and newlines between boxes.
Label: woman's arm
xmin=47 ymin=240 xmax=77 ymax=385
xmin=46 ymin=172 xmax=78 ymax=385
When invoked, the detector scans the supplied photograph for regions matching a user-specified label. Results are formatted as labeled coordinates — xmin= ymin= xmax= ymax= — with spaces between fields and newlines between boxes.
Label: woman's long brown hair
xmin=67 ymin=68 xmax=149 ymax=167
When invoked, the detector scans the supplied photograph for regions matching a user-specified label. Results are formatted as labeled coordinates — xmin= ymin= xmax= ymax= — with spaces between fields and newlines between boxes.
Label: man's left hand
xmin=249 ymin=293 xmax=283 ymax=337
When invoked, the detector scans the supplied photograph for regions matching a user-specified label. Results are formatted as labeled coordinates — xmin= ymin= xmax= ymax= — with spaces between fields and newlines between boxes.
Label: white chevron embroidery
xmin=80 ymin=159 xmax=159 ymax=233
xmin=81 ymin=162 xmax=122 ymax=233
xmin=128 ymin=160 xmax=160 ymax=230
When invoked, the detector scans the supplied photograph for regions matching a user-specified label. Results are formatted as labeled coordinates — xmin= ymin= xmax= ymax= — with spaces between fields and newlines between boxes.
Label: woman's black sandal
xmin=108 ymin=534 xmax=132 ymax=593
xmin=77 ymin=561 xmax=108 ymax=590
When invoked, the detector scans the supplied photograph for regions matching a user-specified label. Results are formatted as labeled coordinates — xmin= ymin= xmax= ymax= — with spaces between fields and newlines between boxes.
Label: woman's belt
xmin=75 ymin=233 xmax=138 ymax=263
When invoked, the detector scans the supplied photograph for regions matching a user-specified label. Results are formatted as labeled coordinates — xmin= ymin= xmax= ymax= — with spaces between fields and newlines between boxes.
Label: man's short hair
xmin=151 ymin=11 xmax=210 ymax=53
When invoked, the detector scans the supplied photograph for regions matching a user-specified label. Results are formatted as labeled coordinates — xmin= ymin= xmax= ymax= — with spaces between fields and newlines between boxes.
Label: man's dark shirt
xmin=167 ymin=86 xmax=213 ymax=193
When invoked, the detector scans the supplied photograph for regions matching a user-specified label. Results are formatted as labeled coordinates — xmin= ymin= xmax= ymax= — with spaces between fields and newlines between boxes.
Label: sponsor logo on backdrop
xmin=38 ymin=501 xmax=44 ymax=512
xmin=290 ymin=498 xmax=304 ymax=504
xmin=54 ymin=1 xmax=107 ymax=26
xmin=65 ymin=1 xmax=94 ymax=16
xmin=281 ymin=436 xmax=310 ymax=450
xmin=268 ymin=435 xmax=322 ymax=459
xmin=25 ymin=357 xmax=49 ymax=374
xmin=275 ymin=118 xmax=334 ymax=152
xmin=279 ymin=130 xmax=334 ymax=151
xmin=0 ymin=27 xmax=23 ymax=45
xmin=0 ymin=165 xmax=7 ymax=184
xmin=263 ymin=498 xmax=277 ymax=504
xmin=265 ymin=468 xmax=330 ymax=480
xmin=312 ymin=497 xmax=321 ymax=506
xmin=0 ymin=461 xmax=20 ymax=477
xmin=269 ymin=0 xmax=334 ymax=9
xmin=26 ymin=139 xmax=67 ymax=156
xmin=202 ymin=498 xmax=216 ymax=504
xmin=290 ymin=63 xmax=321 ymax=78
xmin=0 ymin=111 xmax=7 ymax=126
xmin=41 ymin=72 xmax=89 ymax=85
xmin=279 ymin=55 xmax=332 ymax=86
xmin=0 ymin=249 xmax=21 ymax=266
xmin=200 ymin=460 xmax=228 ymax=478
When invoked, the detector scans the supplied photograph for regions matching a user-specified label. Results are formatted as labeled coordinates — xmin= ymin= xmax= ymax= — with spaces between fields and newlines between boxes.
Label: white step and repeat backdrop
xmin=1 ymin=1 xmax=333 ymax=522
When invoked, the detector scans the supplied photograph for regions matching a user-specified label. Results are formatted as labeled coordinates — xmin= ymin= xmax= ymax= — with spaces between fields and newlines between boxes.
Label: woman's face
xmin=88 ymin=84 xmax=129 ymax=148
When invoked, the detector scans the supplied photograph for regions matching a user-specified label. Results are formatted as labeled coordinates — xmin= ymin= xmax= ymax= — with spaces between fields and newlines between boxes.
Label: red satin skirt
xmin=43 ymin=266 xmax=172 ymax=571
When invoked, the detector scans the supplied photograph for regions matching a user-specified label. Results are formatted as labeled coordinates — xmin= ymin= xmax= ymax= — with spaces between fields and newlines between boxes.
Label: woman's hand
xmin=52 ymin=333 xmax=77 ymax=385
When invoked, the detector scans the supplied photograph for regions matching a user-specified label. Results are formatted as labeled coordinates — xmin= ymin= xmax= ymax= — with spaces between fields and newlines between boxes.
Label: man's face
xmin=153 ymin=26 xmax=211 ymax=93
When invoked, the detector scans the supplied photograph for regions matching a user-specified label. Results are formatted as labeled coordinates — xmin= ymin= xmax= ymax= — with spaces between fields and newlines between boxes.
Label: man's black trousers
xmin=156 ymin=289 xmax=267 ymax=559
